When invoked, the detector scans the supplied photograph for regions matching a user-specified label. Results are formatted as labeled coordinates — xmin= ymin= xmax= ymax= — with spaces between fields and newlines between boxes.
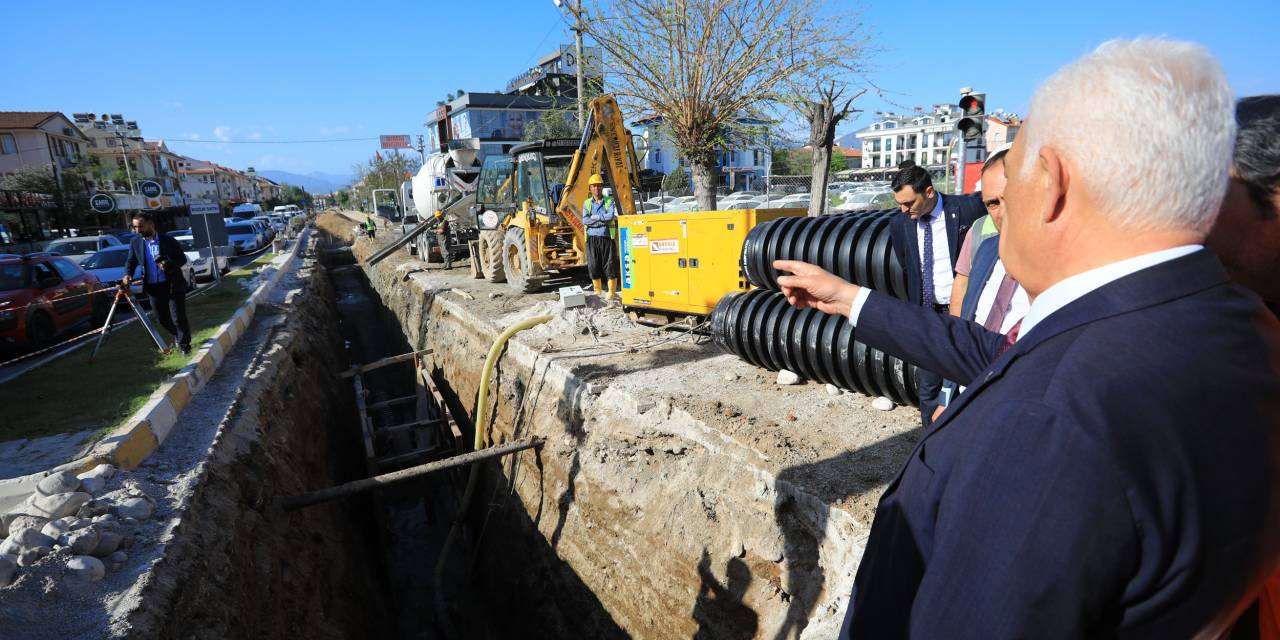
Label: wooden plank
xmin=420 ymin=363 xmax=463 ymax=440
xmin=352 ymin=374 xmax=376 ymax=460
xmin=366 ymin=394 xmax=417 ymax=412
xmin=378 ymin=418 xmax=441 ymax=434
xmin=337 ymin=349 xmax=434 ymax=379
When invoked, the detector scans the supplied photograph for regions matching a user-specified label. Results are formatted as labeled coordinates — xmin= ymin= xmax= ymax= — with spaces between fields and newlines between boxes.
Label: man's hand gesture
xmin=773 ymin=260 xmax=862 ymax=318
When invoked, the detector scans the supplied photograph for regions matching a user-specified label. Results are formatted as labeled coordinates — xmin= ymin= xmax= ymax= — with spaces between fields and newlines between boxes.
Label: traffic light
xmin=956 ymin=88 xmax=987 ymax=142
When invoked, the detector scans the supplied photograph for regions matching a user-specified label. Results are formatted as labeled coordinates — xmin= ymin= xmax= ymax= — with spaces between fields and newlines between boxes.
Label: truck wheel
xmin=501 ymin=227 xmax=545 ymax=293
xmin=479 ymin=230 xmax=506 ymax=283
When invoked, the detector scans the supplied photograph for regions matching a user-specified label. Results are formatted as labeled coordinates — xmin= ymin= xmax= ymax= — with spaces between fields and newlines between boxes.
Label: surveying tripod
xmin=89 ymin=281 xmax=170 ymax=363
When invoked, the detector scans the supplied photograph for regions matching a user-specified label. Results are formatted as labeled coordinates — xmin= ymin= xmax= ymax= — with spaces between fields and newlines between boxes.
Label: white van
xmin=232 ymin=203 xmax=264 ymax=217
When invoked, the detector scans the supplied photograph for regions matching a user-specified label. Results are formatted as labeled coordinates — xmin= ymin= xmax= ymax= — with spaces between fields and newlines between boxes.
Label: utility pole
xmin=415 ymin=134 xmax=426 ymax=164
xmin=554 ymin=0 xmax=588 ymax=130
xmin=116 ymin=132 xmax=136 ymax=196
xmin=574 ymin=0 xmax=586 ymax=130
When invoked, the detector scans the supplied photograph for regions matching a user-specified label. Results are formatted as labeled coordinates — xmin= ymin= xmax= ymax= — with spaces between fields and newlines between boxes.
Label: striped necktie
xmin=995 ymin=319 xmax=1023 ymax=358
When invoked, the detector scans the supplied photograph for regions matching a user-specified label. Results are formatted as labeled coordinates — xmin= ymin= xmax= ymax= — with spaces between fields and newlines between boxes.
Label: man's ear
xmin=1040 ymin=146 xmax=1068 ymax=224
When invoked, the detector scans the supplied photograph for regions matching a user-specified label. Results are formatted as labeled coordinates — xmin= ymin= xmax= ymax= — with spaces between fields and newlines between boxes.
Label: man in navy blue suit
xmin=886 ymin=161 xmax=985 ymax=427
xmin=775 ymin=39 xmax=1280 ymax=638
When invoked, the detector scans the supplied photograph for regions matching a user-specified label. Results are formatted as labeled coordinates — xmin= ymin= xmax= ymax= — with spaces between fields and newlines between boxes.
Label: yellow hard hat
xmin=434 ymin=210 xmax=443 ymax=217
xmin=588 ymin=174 xmax=605 ymax=186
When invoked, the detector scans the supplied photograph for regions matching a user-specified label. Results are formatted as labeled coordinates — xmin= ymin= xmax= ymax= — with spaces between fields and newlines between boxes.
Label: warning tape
xmin=0 ymin=245 xmax=279 ymax=370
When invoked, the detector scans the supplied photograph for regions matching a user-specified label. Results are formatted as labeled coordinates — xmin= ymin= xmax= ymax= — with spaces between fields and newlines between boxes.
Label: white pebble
xmin=723 ymin=372 xmax=739 ymax=381
xmin=31 ymin=492 xmax=91 ymax=520
xmin=92 ymin=531 xmax=123 ymax=558
xmin=66 ymin=555 xmax=105 ymax=582
xmin=36 ymin=471 xmax=81 ymax=497
xmin=17 ymin=546 xmax=49 ymax=567
xmin=115 ymin=497 xmax=153 ymax=521
xmin=79 ymin=476 xmax=106 ymax=495
xmin=776 ymin=369 xmax=801 ymax=385
xmin=40 ymin=518 xmax=73 ymax=539
xmin=825 ymin=384 xmax=843 ymax=396
xmin=872 ymin=396 xmax=895 ymax=411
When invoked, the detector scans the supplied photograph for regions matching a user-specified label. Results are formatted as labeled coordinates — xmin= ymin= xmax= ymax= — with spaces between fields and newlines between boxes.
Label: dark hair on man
xmin=891 ymin=159 xmax=933 ymax=194
xmin=1234 ymin=95 xmax=1280 ymax=217
xmin=131 ymin=211 xmax=155 ymax=222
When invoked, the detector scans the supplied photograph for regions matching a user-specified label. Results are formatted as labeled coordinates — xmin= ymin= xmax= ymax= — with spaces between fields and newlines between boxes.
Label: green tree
xmin=829 ymin=152 xmax=848 ymax=173
xmin=523 ymin=109 xmax=582 ymax=141
xmin=661 ymin=167 xmax=691 ymax=196
xmin=2 ymin=163 xmax=94 ymax=232
xmin=351 ymin=150 xmax=420 ymax=206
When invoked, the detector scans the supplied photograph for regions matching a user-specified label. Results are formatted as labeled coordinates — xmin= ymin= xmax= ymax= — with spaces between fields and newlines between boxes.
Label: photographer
xmin=123 ymin=212 xmax=192 ymax=355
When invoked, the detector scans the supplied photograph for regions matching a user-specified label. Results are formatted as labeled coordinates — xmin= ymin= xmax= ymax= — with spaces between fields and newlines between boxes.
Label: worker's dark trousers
xmin=916 ymin=304 xmax=948 ymax=429
xmin=144 ymin=280 xmax=191 ymax=350
xmin=587 ymin=235 xmax=619 ymax=280
xmin=437 ymin=232 xmax=452 ymax=269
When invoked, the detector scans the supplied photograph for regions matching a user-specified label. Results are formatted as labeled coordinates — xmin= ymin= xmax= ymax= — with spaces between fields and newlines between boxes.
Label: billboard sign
xmin=380 ymin=135 xmax=412 ymax=149
xmin=89 ymin=193 xmax=115 ymax=214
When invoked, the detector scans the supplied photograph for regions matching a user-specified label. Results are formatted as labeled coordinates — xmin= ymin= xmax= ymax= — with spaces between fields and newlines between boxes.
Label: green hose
xmin=434 ymin=313 xmax=552 ymax=628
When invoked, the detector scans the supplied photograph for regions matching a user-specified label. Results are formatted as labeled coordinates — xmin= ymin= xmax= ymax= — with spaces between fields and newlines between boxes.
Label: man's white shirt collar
xmin=1016 ymin=245 xmax=1202 ymax=341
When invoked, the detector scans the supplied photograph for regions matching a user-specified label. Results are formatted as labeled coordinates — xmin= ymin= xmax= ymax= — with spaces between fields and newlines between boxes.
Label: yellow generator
xmin=619 ymin=207 xmax=805 ymax=322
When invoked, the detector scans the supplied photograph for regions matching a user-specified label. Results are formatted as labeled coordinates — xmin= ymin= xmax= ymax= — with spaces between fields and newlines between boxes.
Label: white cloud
xmin=213 ymin=126 xmax=232 ymax=142
xmin=182 ymin=132 xmax=200 ymax=140
xmin=248 ymin=131 xmax=262 ymax=140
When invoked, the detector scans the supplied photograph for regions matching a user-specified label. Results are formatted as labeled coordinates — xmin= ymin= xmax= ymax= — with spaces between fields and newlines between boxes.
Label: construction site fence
xmin=633 ymin=173 xmax=901 ymax=215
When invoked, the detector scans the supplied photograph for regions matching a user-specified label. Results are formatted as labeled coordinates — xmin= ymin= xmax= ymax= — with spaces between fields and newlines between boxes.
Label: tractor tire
xmin=501 ymin=227 xmax=546 ymax=294
xmin=479 ymin=230 xmax=506 ymax=283
xmin=27 ymin=312 xmax=55 ymax=347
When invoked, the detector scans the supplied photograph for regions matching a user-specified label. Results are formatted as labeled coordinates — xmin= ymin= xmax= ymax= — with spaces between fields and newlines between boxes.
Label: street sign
xmin=89 ymin=193 xmax=115 ymax=214
xmin=190 ymin=210 xmax=230 ymax=260
xmin=139 ymin=180 xmax=162 ymax=198
xmin=380 ymin=135 xmax=411 ymax=149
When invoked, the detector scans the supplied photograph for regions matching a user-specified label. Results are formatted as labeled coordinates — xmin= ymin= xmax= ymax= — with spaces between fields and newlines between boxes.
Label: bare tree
xmin=776 ymin=10 xmax=873 ymax=216
xmin=578 ymin=0 xmax=860 ymax=211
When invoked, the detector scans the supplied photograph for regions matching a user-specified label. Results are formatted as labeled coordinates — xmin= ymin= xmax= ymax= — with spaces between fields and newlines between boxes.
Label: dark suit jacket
xmin=841 ymin=249 xmax=1280 ymax=638
xmin=889 ymin=193 xmax=986 ymax=306
xmin=125 ymin=233 xmax=188 ymax=288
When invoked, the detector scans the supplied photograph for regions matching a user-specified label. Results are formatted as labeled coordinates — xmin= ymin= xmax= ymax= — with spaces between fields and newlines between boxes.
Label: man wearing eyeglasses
xmin=122 ymin=212 xmax=191 ymax=355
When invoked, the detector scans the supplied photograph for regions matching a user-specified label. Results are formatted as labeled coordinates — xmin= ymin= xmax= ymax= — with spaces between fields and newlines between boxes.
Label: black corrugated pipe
xmin=741 ymin=209 xmax=909 ymax=299
xmin=711 ymin=289 xmax=919 ymax=406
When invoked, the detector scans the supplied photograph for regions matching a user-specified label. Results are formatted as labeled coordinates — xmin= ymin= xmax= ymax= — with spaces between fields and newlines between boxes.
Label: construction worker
xmin=431 ymin=210 xmax=453 ymax=269
xmin=364 ymin=215 xmax=377 ymax=240
xmin=582 ymin=174 xmax=620 ymax=299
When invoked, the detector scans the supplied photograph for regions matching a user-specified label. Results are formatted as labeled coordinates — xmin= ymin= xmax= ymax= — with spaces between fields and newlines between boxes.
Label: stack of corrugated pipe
xmin=710 ymin=209 xmax=921 ymax=406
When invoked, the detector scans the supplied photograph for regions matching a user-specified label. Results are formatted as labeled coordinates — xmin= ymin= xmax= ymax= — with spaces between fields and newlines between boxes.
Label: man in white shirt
xmin=772 ymin=39 xmax=1280 ymax=638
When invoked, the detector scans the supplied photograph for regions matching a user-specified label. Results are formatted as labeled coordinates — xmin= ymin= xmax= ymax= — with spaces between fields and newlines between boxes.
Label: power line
xmin=162 ymin=136 xmax=381 ymax=145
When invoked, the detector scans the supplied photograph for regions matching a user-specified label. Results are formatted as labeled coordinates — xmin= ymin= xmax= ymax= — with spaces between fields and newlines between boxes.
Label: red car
xmin=0 ymin=253 xmax=108 ymax=349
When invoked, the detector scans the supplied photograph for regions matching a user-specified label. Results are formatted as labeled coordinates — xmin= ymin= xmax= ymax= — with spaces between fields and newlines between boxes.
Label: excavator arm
xmin=557 ymin=95 xmax=642 ymax=235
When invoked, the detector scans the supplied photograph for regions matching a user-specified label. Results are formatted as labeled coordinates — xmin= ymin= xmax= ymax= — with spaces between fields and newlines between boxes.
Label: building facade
xmin=73 ymin=114 xmax=187 ymax=210
xmin=632 ymin=116 xmax=772 ymax=192
xmin=853 ymin=105 xmax=966 ymax=171
xmin=0 ymin=111 xmax=91 ymax=181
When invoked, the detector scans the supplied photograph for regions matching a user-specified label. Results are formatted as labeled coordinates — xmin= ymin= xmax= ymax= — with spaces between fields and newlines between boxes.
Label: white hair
xmin=1020 ymin=38 xmax=1235 ymax=234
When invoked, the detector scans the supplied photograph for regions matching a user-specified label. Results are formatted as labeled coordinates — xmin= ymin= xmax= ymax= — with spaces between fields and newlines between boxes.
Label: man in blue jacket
xmin=886 ymin=161 xmax=986 ymax=427
xmin=123 ymin=212 xmax=191 ymax=355
xmin=775 ymin=39 xmax=1280 ymax=638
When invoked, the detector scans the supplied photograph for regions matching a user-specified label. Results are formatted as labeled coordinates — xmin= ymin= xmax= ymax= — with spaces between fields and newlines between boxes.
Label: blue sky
xmin=4 ymin=0 xmax=1275 ymax=176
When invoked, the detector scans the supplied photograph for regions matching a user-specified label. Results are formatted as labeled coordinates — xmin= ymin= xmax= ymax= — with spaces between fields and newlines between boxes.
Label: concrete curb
xmin=13 ymin=228 xmax=309 ymax=492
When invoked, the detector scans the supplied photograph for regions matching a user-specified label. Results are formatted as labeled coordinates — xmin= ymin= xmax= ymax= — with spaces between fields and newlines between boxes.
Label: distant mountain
xmin=835 ymin=131 xmax=863 ymax=149
xmin=257 ymin=170 xmax=353 ymax=194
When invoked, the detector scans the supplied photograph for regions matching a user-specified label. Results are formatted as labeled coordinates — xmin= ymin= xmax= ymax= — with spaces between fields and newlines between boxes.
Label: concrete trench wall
xmin=352 ymin=240 xmax=916 ymax=639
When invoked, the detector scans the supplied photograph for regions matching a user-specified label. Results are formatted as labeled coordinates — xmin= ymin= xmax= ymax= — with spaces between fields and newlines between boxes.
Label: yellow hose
xmin=434 ymin=313 xmax=552 ymax=608
xmin=474 ymin=314 xmax=552 ymax=451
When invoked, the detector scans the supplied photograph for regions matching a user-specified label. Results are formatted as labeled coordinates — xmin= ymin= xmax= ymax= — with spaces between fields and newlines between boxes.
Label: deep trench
xmin=316 ymin=240 xmax=491 ymax=639
xmin=151 ymin=229 xmax=623 ymax=639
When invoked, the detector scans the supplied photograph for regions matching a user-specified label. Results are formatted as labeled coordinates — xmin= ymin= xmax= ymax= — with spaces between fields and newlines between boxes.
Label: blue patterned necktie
xmin=920 ymin=213 xmax=936 ymax=307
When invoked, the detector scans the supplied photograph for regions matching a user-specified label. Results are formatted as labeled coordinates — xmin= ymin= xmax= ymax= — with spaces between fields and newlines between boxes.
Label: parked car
xmin=841 ymin=190 xmax=892 ymax=210
xmin=0 ymin=253 xmax=108 ymax=348
xmin=44 ymin=235 xmax=124 ymax=265
xmin=224 ymin=222 xmax=265 ymax=254
xmin=81 ymin=245 xmax=195 ymax=298
xmin=251 ymin=217 xmax=277 ymax=241
xmin=173 ymin=235 xmax=229 ymax=281
xmin=232 ymin=203 xmax=264 ymax=218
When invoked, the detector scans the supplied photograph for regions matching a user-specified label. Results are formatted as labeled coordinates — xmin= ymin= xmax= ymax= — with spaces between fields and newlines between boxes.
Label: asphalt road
xmin=0 ymin=241 xmax=277 ymax=383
